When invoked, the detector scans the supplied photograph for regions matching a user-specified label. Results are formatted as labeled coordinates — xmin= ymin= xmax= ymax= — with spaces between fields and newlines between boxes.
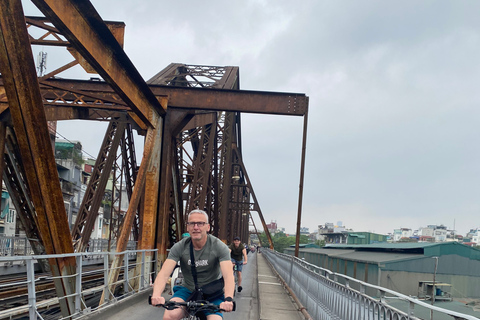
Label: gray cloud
xmin=21 ymin=0 xmax=480 ymax=236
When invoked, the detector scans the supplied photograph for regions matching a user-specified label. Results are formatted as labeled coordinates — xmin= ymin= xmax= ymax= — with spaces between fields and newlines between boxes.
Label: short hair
xmin=188 ymin=209 xmax=209 ymax=223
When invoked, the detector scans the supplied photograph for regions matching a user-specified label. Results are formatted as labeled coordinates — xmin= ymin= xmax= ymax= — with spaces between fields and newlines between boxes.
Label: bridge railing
xmin=0 ymin=249 xmax=157 ymax=320
xmin=263 ymin=249 xmax=479 ymax=320
xmin=0 ymin=235 xmax=137 ymax=257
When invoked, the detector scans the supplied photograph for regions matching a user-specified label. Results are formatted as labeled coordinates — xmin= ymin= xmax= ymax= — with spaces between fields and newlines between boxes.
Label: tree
xmin=315 ymin=239 xmax=326 ymax=247
xmin=258 ymin=232 xmax=309 ymax=252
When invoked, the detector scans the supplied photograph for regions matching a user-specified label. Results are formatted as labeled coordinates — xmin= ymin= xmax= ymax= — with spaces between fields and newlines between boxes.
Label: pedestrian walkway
xmin=85 ymin=250 xmax=304 ymax=320
xmin=257 ymin=251 xmax=304 ymax=320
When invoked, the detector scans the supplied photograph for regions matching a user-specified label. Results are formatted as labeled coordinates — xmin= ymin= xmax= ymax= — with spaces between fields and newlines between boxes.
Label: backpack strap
xmin=189 ymin=239 xmax=200 ymax=291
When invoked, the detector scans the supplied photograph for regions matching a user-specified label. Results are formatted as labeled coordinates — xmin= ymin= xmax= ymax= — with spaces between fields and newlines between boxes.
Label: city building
xmin=266 ymin=220 xmax=277 ymax=234
xmin=55 ymin=140 xmax=85 ymax=229
xmin=299 ymin=227 xmax=309 ymax=235
xmin=346 ymin=232 xmax=387 ymax=245
xmin=392 ymin=228 xmax=413 ymax=242
xmin=466 ymin=228 xmax=480 ymax=245
xmin=0 ymin=186 xmax=16 ymax=237
xmin=318 ymin=222 xmax=349 ymax=243
xmin=419 ymin=225 xmax=448 ymax=242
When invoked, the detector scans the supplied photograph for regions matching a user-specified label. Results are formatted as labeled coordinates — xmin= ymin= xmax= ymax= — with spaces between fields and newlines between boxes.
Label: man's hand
xmin=220 ymin=300 xmax=234 ymax=312
xmin=151 ymin=295 xmax=165 ymax=306
xmin=243 ymin=261 xmax=247 ymax=265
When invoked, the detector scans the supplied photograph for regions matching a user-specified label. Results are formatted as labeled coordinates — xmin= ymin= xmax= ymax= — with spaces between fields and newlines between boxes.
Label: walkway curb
xmin=257 ymin=252 xmax=304 ymax=320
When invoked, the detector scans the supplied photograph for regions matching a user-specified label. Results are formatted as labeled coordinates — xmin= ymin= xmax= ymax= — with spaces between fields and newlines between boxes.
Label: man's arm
xmin=151 ymin=259 xmax=178 ymax=305
xmin=242 ymin=248 xmax=248 ymax=264
xmin=219 ymin=260 xmax=235 ymax=312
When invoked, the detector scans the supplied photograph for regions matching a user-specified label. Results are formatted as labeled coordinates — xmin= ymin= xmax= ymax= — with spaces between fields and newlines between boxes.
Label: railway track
xmin=0 ymin=264 xmax=131 ymax=320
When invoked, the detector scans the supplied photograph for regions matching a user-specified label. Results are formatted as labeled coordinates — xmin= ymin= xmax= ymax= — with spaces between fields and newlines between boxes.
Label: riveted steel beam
xmin=30 ymin=0 xmax=164 ymax=126
xmin=0 ymin=78 xmax=308 ymax=116
xmin=2 ymin=127 xmax=51 ymax=272
xmin=157 ymin=109 xmax=195 ymax=262
xmin=0 ymin=0 xmax=76 ymax=317
xmin=150 ymin=85 xmax=308 ymax=116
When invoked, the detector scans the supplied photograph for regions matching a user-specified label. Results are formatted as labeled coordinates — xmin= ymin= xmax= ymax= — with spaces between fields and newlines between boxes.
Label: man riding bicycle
xmin=151 ymin=209 xmax=235 ymax=319
xmin=229 ymin=237 xmax=247 ymax=292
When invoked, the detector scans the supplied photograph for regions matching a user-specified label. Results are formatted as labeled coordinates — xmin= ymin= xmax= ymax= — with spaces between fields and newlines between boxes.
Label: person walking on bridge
xmin=229 ymin=236 xmax=248 ymax=292
xmin=151 ymin=209 xmax=235 ymax=319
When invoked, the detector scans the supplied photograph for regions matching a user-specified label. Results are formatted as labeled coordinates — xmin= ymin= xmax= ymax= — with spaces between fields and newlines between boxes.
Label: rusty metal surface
xmin=232 ymin=147 xmax=274 ymax=249
xmin=0 ymin=78 xmax=307 ymax=117
xmin=71 ymin=120 xmax=126 ymax=252
xmin=151 ymin=85 xmax=308 ymax=116
xmin=148 ymin=64 xmax=239 ymax=89
xmin=218 ymin=112 xmax=236 ymax=241
xmin=102 ymin=114 xmax=163 ymax=302
xmin=0 ymin=0 xmax=310 ymax=312
xmin=185 ymin=124 xmax=216 ymax=214
xmin=30 ymin=0 xmax=164 ymax=126
xmin=156 ymin=109 xmax=195 ymax=261
xmin=294 ymin=109 xmax=309 ymax=257
xmin=0 ymin=1 xmax=76 ymax=317
xmin=2 ymin=127 xmax=51 ymax=271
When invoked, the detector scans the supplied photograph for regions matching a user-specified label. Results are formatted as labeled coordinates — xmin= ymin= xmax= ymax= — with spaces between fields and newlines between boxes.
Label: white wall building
xmin=419 ymin=225 xmax=448 ymax=242
xmin=393 ymin=228 xmax=413 ymax=242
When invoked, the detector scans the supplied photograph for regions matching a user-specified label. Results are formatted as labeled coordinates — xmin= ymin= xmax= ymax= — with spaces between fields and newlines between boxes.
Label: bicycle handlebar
xmin=148 ymin=296 xmax=232 ymax=312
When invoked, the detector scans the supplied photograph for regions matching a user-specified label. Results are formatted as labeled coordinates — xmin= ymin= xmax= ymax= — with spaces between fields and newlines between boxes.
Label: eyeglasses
xmin=186 ymin=222 xmax=207 ymax=227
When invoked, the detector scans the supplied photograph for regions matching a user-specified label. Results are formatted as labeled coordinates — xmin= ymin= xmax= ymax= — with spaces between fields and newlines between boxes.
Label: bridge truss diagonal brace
xmin=156 ymin=109 xmax=196 ymax=263
xmin=71 ymin=120 xmax=127 ymax=253
xmin=101 ymin=113 xmax=164 ymax=303
xmin=30 ymin=0 xmax=164 ymax=127
xmin=0 ymin=0 xmax=76 ymax=317
xmin=231 ymin=146 xmax=274 ymax=249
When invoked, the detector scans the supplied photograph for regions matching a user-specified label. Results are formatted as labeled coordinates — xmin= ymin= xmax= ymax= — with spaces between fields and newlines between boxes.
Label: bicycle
xmin=232 ymin=264 xmax=240 ymax=295
xmin=149 ymin=296 xmax=228 ymax=320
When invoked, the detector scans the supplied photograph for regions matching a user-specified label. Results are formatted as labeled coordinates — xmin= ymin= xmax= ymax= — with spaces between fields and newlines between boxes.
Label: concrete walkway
xmin=257 ymin=251 xmax=304 ymax=320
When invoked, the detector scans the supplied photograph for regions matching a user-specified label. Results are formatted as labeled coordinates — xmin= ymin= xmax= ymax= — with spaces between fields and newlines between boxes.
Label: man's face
xmin=187 ymin=212 xmax=210 ymax=240
xmin=233 ymin=239 xmax=241 ymax=247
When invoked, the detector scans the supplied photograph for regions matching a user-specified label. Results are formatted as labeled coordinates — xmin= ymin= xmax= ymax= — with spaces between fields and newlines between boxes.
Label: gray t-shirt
xmin=167 ymin=234 xmax=231 ymax=292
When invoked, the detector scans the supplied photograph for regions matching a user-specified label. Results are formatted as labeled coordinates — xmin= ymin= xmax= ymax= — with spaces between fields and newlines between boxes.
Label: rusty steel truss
xmin=0 ymin=0 xmax=309 ymax=318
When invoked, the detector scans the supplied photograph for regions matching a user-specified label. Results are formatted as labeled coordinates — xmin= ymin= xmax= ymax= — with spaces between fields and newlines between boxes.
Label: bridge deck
xmin=86 ymin=251 xmax=304 ymax=320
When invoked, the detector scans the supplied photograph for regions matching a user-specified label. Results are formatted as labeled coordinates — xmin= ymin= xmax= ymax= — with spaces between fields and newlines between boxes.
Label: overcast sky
xmin=22 ymin=1 xmax=480 ymax=236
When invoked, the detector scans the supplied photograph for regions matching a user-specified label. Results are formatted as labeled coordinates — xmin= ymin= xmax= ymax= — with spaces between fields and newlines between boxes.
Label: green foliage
xmin=258 ymin=232 xmax=310 ymax=252
xmin=55 ymin=142 xmax=84 ymax=165
xmin=315 ymin=239 xmax=326 ymax=247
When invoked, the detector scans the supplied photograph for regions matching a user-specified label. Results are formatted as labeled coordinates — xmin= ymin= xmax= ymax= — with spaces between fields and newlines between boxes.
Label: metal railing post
xmin=26 ymin=259 xmax=36 ymax=320
xmin=103 ymin=252 xmax=109 ymax=303
xmin=124 ymin=253 xmax=129 ymax=293
xmin=141 ymin=251 xmax=146 ymax=290
xmin=75 ymin=255 xmax=83 ymax=314
xmin=288 ymin=255 xmax=294 ymax=286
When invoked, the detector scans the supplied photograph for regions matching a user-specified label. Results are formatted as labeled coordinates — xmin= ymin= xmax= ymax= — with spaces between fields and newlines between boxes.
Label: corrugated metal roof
xmin=325 ymin=243 xmax=439 ymax=250
xmin=288 ymin=247 xmax=423 ymax=263
xmin=285 ymin=247 xmax=355 ymax=256
xmin=327 ymin=251 xmax=423 ymax=263
xmin=322 ymin=242 xmax=480 ymax=261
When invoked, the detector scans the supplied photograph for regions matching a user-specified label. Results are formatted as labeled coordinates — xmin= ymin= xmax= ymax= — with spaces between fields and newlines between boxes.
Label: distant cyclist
xmin=229 ymin=236 xmax=248 ymax=292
